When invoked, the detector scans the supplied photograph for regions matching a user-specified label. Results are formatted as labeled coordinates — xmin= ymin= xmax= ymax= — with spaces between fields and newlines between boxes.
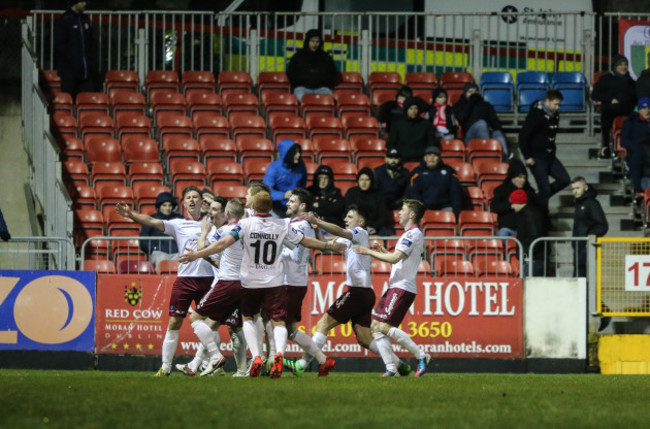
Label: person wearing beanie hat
xmin=54 ymin=1 xmax=95 ymax=99
xmin=452 ymin=80 xmax=508 ymax=158
xmin=620 ymin=95 xmax=650 ymax=192
xmin=510 ymin=187 xmax=548 ymax=276
xmin=139 ymin=191 xmax=183 ymax=268
xmin=374 ymin=147 xmax=410 ymax=211
xmin=386 ymin=96 xmax=439 ymax=162
xmin=343 ymin=167 xmax=393 ymax=235
xmin=490 ymin=159 xmax=541 ymax=237
xmin=426 ymin=87 xmax=458 ymax=139
xmin=286 ymin=29 xmax=339 ymax=102
xmin=592 ymin=54 xmax=637 ymax=157
xmin=509 ymin=189 xmax=529 ymax=205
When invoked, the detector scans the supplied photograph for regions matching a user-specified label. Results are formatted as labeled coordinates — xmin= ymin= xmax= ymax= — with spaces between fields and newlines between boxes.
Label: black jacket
xmin=452 ymin=93 xmax=502 ymax=135
xmin=592 ymin=71 xmax=637 ymax=113
xmin=373 ymin=163 xmax=410 ymax=210
xmin=379 ymin=97 xmax=429 ymax=134
xmin=344 ymin=167 xmax=391 ymax=235
xmin=518 ymin=100 xmax=559 ymax=159
xmin=54 ymin=9 xmax=93 ymax=81
xmin=490 ymin=160 xmax=539 ymax=230
xmin=386 ymin=98 xmax=438 ymax=162
xmin=139 ymin=192 xmax=182 ymax=254
xmin=408 ymin=161 xmax=463 ymax=216
xmin=306 ymin=164 xmax=346 ymax=227
xmin=637 ymin=69 xmax=650 ymax=99
xmin=572 ymin=187 xmax=609 ymax=238
xmin=286 ymin=29 xmax=339 ymax=90
xmin=516 ymin=204 xmax=548 ymax=259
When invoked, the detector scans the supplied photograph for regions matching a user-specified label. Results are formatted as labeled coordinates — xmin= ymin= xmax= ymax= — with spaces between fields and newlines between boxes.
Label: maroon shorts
xmin=195 ymin=280 xmax=244 ymax=326
xmin=240 ymin=286 xmax=287 ymax=320
xmin=169 ymin=276 xmax=214 ymax=318
xmin=372 ymin=287 xmax=416 ymax=327
xmin=285 ymin=285 xmax=307 ymax=324
xmin=327 ymin=286 xmax=376 ymax=328
xmin=223 ymin=308 xmax=242 ymax=328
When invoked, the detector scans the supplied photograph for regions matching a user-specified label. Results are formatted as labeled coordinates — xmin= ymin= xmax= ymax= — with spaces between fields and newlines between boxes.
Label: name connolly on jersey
xmin=249 ymin=232 xmax=280 ymax=240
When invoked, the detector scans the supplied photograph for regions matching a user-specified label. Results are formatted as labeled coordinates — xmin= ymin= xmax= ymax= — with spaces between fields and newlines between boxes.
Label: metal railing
xmin=0 ymin=237 xmax=75 ymax=270
xmin=529 ymin=237 xmax=589 ymax=277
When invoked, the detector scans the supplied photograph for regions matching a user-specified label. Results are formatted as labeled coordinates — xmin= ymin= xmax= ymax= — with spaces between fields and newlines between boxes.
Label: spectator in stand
xmin=344 ymin=167 xmax=393 ymax=236
xmin=286 ymin=29 xmax=339 ymax=102
xmin=490 ymin=160 xmax=540 ymax=237
xmin=407 ymin=146 xmax=463 ymax=217
xmin=620 ymin=97 xmax=650 ymax=193
xmin=386 ymin=97 xmax=438 ymax=163
xmin=636 ymin=53 xmax=650 ymax=99
xmin=452 ymin=82 xmax=508 ymax=158
xmin=139 ymin=192 xmax=184 ymax=268
xmin=592 ymin=54 xmax=637 ymax=158
xmin=509 ymin=189 xmax=548 ymax=276
xmin=426 ymin=88 xmax=457 ymax=140
xmin=306 ymin=164 xmax=346 ymax=227
xmin=263 ymin=139 xmax=307 ymax=217
xmin=374 ymin=148 xmax=410 ymax=211
xmin=571 ymin=177 xmax=608 ymax=277
xmin=54 ymin=1 xmax=95 ymax=99
xmin=378 ymin=86 xmax=428 ymax=135
xmin=519 ymin=89 xmax=570 ymax=209
xmin=0 ymin=207 xmax=10 ymax=241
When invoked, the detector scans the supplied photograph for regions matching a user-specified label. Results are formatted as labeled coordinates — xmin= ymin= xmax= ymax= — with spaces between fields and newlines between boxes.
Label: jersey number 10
xmin=251 ymin=240 xmax=277 ymax=265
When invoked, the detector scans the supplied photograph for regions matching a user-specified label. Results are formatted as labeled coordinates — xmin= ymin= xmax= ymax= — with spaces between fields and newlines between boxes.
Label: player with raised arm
xmin=287 ymin=205 xmax=409 ymax=376
xmin=280 ymin=188 xmax=336 ymax=375
xmin=115 ymin=186 xmax=214 ymax=377
xmin=353 ymin=199 xmax=433 ymax=377
xmin=179 ymin=191 xmax=344 ymax=378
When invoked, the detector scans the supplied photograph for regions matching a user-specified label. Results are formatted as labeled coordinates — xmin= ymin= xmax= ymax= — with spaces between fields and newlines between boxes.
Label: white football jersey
xmin=206 ymin=222 xmax=243 ymax=282
xmin=389 ymin=226 xmax=424 ymax=294
xmin=232 ymin=215 xmax=304 ymax=288
xmin=336 ymin=226 xmax=372 ymax=288
xmin=281 ymin=217 xmax=314 ymax=286
xmin=163 ymin=218 xmax=215 ymax=278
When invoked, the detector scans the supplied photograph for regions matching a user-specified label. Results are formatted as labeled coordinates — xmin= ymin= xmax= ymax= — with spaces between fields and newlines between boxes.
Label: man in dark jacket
xmin=374 ymin=148 xmax=410 ymax=210
xmin=286 ymin=29 xmax=339 ymax=102
xmin=54 ymin=1 xmax=95 ymax=98
xmin=519 ymin=89 xmax=570 ymax=208
xmin=571 ymin=177 xmax=608 ymax=277
xmin=510 ymin=189 xmax=547 ymax=276
xmin=620 ymin=97 xmax=650 ymax=193
xmin=306 ymin=164 xmax=346 ymax=227
xmin=452 ymin=82 xmax=507 ymax=157
xmin=592 ymin=54 xmax=637 ymax=157
xmin=386 ymin=97 xmax=438 ymax=162
xmin=344 ymin=167 xmax=392 ymax=236
xmin=263 ymin=139 xmax=307 ymax=216
xmin=408 ymin=145 xmax=463 ymax=217
xmin=490 ymin=160 xmax=539 ymax=237
xmin=139 ymin=192 xmax=184 ymax=268
xmin=378 ymin=86 xmax=428 ymax=134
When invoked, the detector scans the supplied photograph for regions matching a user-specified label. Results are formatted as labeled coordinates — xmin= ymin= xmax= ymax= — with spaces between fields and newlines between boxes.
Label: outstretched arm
xmin=116 ymin=202 xmax=164 ymax=232
xmin=353 ymin=245 xmax=406 ymax=264
xmin=179 ymin=234 xmax=236 ymax=263
xmin=299 ymin=235 xmax=346 ymax=253
xmin=306 ymin=211 xmax=352 ymax=240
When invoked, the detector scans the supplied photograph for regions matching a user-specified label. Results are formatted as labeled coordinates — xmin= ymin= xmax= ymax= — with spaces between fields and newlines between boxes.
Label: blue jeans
xmin=293 ymin=86 xmax=334 ymax=103
xmin=528 ymin=156 xmax=570 ymax=207
xmin=464 ymin=119 xmax=508 ymax=157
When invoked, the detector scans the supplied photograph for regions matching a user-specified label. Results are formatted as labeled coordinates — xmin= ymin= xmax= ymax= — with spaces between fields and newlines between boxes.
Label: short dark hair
xmin=346 ymin=204 xmax=368 ymax=226
xmin=397 ymin=85 xmax=413 ymax=99
xmin=291 ymin=187 xmax=313 ymax=211
xmin=213 ymin=196 xmax=228 ymax=211
xmin=545 ymin=89 xmax=564 ymax=102
xmin=402 ymin=199 xmax=426 ymax=224
xmin=225 ymin=198 xmax=245 ymax=219
xmin=182 ymin=186 xmax=202 ymax=199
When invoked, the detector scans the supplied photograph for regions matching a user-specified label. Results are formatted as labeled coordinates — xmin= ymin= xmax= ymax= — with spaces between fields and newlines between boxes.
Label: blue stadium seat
xmin=516 ymin=71 xmax=549 ymax=112
xmin=481 ymin=72 xmax=514 ymax=112
xmin=551 ymin=72 xmax=586 ymax=112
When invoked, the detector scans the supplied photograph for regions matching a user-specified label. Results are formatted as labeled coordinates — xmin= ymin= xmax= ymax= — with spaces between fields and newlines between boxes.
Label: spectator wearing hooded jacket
xmin=344 ymin=167 xmax=392 ymax=236
xmin=263 ymin=138 xmax=307 ymax=216
xmin=571 ymin=177 xmax=608 ymax=277
xmin=620 ymin=97 xmax=650 ymax=193
xmin=373 ymin=148 xmax=410 ymax=210
xmin=286 ymin=29 xmax=339 ymax=102
xmin=386 ymin=97 xmax=438 ymax=162
xmin=54 ymin=1 xmax=95 ymax=98
xmin=592 ymin=54 xmax=637 ymax=157
xmin=139 ymin=192 xmax=183 ymax=268
xmin=426 ymin=88 xmax=458 ymax=140
xmin=378 ymin=86 xmax=428 ymax=134
xmin=490 ymin=160 xmax=540 ymax=237
xmin=452 ymin=82 xmax=507 ymax=157
xmin=407 ymin=146 xmax=463 ymax=217
xmin=306 ymin=164 xmax=346 ymax=227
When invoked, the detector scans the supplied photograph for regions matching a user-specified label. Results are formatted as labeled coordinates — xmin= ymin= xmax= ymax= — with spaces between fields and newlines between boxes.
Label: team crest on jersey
xmin=124 ymin=283 xmax=142 ymax=306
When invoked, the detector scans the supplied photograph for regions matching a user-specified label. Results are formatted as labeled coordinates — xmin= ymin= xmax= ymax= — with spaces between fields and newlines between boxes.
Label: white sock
xmin=188 ymin=343 xmax=205 ymax=372
xmin=373 ymin=331 xmax=397 ymax=373
xmin=191 ymin=320 xmax=222 ymax=358
xmin=255 ymin=316 xmax=265 ymax=355
xmin=230 ymin=328 xmax=248 ymax=371
xmin=273 ymin=325 xmax=288 ymax=356
xmin=299 ymin=331 xmax=327 ymax=368
xmin=387 ymin=327 xmax=425 ymax=359
xmin=368 ymin=339 xmax=400 ymax=365
xmin=243 ymin=319 xmax=260 ymax=358
xmin=292 ymin=330 xmax=326 ymax=364
xmin=161 ymin=330 xmax=179 ymax=372
xmin=266 ymin=319 xmax=277 ymax=356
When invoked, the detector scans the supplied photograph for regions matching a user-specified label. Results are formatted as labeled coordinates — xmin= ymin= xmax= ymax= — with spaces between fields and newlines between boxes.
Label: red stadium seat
xmin=157 ymin=112 xmax=193 ymax=145
xmin=199 ymin=136 xmax=237 ymax=163
xmin=321 ymin=160 xmax=358 ymax=181
xmin=466 ymin=186 xmax=486 ymax=211
xmin=110 ymin=91 xmax=146 ymax=118
xmin=335 ymin=92 xmax=371 ymax=118
xmin=237 ymin=137 xmax=274 ymax=163
xmin=60 ymin=135 xmax=85 ymax=161
xmin=421 ymin=210 xmax=456 ymax=236
xmin=342 ymin=115 xmax=379 ymax=140
xmin=257 ymin=72 xmax=291 ymax=99
xmin=75 ymin=92 xmax=110 ymax=122
xmin=440 ymin=139 xmax=466 ymax=162
xmin=357 ymin=157 xmax=385 ymax=171
xmin=371 ymin=89 xmax=399 ymax=115
xmin=70 ymin=185 xmax=98 ymax=209
xmin=300 ymin=94 xmax=335 ymax=120
xmin=217 ymin=71 xmax=253 ymax=95
xmin=405 ymin=72 xmax=438 ymax=91
xmin=269 ymin=115 xmax=307 ymax=143
xmin=162 ymin=136 xmax=201 ymax=165
xmin=213 ymin=183 xmax=248 ymax=200
xmin=133 ymin=183 xmax=171 ymax=211
xmin=158 ymin=259 xmax=179 ymax=274
xmin=85 ymin=137 xmax=122 ymax=163
xmin=51 ymin=112 xmax=78 ymax=138
xmin=458 ymin=211 xmax=496 ymax=237
xmin=230 ymin=115 xmax=266 ymax=141
xmin=122 ymin=136 xmax=159 ymax=163
xmin=145 ymin=70 xmax=180 ymax=100
xmin=367 ymin=72 xmax=402 ymax=93
xmin=467 ymin=238 xmax=504 ymax=262
xmin=314 ymin=137 xmax=352 ymax=162
xmin=193 ymin=112 xmax=230 ymax=140
xmin=467 ymin=139 xmax=503 ymax=164
xmin=350 ymin=137 xmax=386 ymax=162
xmin=51 ymin=92 xmax=74 ymax=114
xmin=168 ymin=159 xmax=207 ymax=189
xmin=63 ymin=160 xmax=90 ymax=185
xmin=481 ymin=181 xmax=501 ymax=207
xmin=371 ymin=259 xmax=392 ymax=274
xmin=306 ymin=115 xmax=343 ymax=140
xmin=474 ymin=161 xmax=508 ymax=187
xmin=105 ymin=209 xmax=140 ymax=235
xmin=83 ymin=259 xmax=116 ymax=273
xmin=436 ymin=258 xmax=474 ymax=277
xmin=79 ymin=113 xmax=114 ymax=143
xmin=128 ymin=161 xmax=164 ymax=187
xmin=91 ymin=161 xmax=126 ymax=188
xmin=445 ymin=160 xmax=476 ymax=186
xmin=206 ymin=159 xmax=244 ymax=184
xmin=440 ymin=71 xmax=474 ymax=90
xmin=428 ymin=239 xmax=467 ymax=267
xmin=118 ymin=259 xmax=155 ymax=274
xmin=115 ymin=113 xmax=151 ymax=140
xmin=223 ymin=92 xmax=260 ymax=118
xmin=181 ymin=70 xmax=216 ymax=93
xmin=262 ymin=92 xmax=299 ymax=121
xmin=475 ymin=258 xmax=514 ymax=278
xmin=41 ymin=69 xmax=61 ymax=90
xmin=242 ymin=158 xmax=269 ymax=182
xmin=335 ymin=72 xmax=364 ymax=93
xmin=150 ymin=90 xmax=187 ymax=125
xmin=187 ymin=90 xmax=223 ymax=116
xmin=314 ymin=253 xmax=346 ymax=275
xmin=104 ymin=70 xmax=139 ymax=95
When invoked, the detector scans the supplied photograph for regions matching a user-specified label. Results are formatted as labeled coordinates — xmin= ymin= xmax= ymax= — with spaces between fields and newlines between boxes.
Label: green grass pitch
xmin=1 ymin=370 xmax=649 ymax=428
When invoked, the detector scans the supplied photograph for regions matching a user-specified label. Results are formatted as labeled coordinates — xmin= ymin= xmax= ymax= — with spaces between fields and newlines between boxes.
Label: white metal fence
xmin=0 ymin=237 xmax=75 ymax=270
